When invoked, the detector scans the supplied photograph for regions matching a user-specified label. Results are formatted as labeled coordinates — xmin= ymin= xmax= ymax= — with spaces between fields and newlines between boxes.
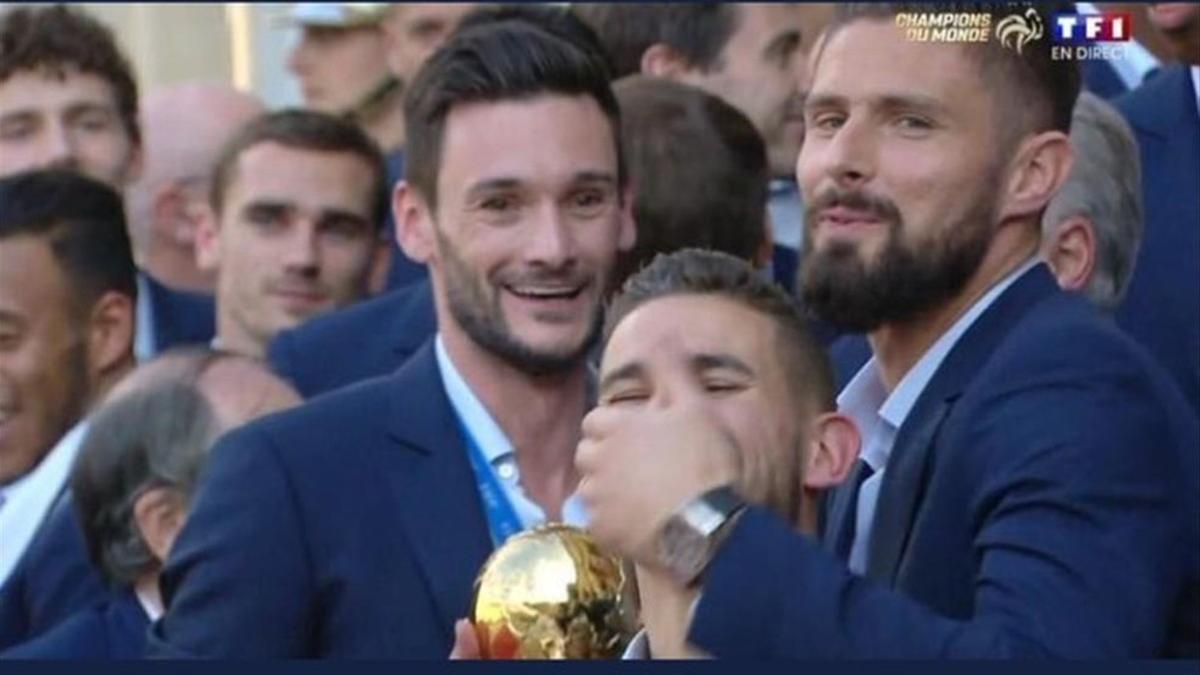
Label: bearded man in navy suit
xmin=576 ymin=3 xmax=1199 ymax=659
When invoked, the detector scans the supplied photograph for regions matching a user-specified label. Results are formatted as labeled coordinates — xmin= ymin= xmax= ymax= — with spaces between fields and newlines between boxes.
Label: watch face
xmin=657 ymin=515 xmax=708 ymax=585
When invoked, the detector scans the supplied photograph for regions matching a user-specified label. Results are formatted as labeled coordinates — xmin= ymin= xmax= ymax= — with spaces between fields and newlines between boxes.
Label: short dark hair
xmin=613 ymin=76 xmax=767 ymax=287
xmin=0 ymin=169 xmax=137 ymax=313
xmin=209 ymin=109 xmax=389 ymax=227
xmin=573 ymin=3 xmax=669 ymax=79
xmin=822 ymin=3 xmax=1080 ymax=138
xmin=71 ymin=348 xmax=232 ymax=586
xmin=457 ymin=4 xmax=615 ymax=77
xmin=403 ymin=20 xmax=624 ymax=209
xmin=575 ymin=4 xmax=740 ymax=76
xmin=606 ymin=249 xmax=835 ymax=412
xmin=0 ymin=4 xmax=141 ymax=146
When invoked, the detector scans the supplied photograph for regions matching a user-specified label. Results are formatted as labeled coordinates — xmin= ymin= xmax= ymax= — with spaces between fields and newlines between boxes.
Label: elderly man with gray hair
xmin=0 ymin=349 xmax=299 ymax=659
xmin=1039 ymin=91 xmax=1143 ymax=313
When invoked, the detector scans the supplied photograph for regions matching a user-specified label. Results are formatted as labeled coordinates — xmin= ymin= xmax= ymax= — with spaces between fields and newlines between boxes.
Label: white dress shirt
xmin=0 ymin=421 xmax=89 ymax=585
xmin=434 ymin=335 xmax=588 ymax=530
xmin=622 ymin=630 xmax=650 ymax=659
xmin=839 ymin=257 xmax=1040 ymax=574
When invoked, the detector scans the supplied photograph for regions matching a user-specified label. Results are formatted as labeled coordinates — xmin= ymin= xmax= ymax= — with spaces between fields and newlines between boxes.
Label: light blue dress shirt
xmin=434 ymin=335 xmax=588 ymax=530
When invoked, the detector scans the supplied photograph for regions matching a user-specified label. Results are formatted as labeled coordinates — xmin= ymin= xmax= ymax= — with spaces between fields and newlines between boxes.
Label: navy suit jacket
xmin=1114 ymin=65 xmax=1200 ymax=415
xmin=1081 ymin=59 xmax=1130 ymax=99
xmin=0 ymin=494 xmax=108 ymax=650
xmin=141 ymin=272 xmax=215 ymax=353
xmin=148 ymin=342 xmax=495 ymax=657
xmin=828 ymin=333 xmax=872 ymax=392
xmin=267 ymin=280 xmax=437 ymax=399
xmin=689 ymin=265 xmax=1200 ymax=658
xmin=1 ymin=589 xmax=147 ymax=660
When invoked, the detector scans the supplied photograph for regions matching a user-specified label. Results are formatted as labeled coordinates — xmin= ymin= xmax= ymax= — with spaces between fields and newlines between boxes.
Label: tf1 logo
xmin=1052 ymin=12 xmax=1133 ymax=42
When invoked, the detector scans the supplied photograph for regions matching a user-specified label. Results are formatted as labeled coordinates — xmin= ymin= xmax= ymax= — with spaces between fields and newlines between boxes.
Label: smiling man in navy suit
xmin=577 ymin=3 xmax=1199 ymax=659
xmin=149 ymin=20 xmax=633 ymax=658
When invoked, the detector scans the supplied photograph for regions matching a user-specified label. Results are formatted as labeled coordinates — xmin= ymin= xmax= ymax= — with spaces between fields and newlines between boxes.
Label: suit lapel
xmin=375 ymin=342 xmax=493 ymax=632
xmin=862 ymin=265 xmax=1060 ymax=583
xmin=864 ymin=399 xmax=952 ymax=582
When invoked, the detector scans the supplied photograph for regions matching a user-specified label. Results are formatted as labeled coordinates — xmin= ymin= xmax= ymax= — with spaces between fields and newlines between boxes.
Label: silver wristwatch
xmin=655 ymin=485 xmax=746 ymax=587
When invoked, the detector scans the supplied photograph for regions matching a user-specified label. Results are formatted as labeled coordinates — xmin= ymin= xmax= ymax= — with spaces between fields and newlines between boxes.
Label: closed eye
xmin=602 ymin=390 xmax=649 ymax=406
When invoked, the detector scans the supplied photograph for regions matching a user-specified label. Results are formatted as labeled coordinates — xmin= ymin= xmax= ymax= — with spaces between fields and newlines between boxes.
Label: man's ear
xmin=133 ymin=487 xmax=187 ymax=564
xmin=996 ymin=130 xmax=1074 ymax=226
xmin=150 ymin=181 xmax=201 ymax=249
xmin=802 ymin=412 xmax=861 ymax=489
xmin=640 ymin=43 xmax=691 ymax=78
xmin=395 ymin=181 xmax=437 ymax=264
xmin=1041 ymin=214 xmax=1096 ymax=293
xmin=86 ymin=290 xmax=135 ymax=378
xmin=193 ymin=203 xmax=222 ymax=272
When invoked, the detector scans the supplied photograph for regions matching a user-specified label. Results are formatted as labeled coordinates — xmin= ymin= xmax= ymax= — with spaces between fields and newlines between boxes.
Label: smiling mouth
xmin=504 ymin=283 xmax=587 ymax=301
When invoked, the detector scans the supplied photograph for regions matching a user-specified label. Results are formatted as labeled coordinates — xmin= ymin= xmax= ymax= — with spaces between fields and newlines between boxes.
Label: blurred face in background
xmin=679 ymin=4 xmax=827 ymax=178
xmin=381 ymin=3 xmax=476 ymax=87
xmin=1147 ymin=3 xmax=1200 ymax=63
xmin=197 ymin=142 xmax=382 ymax=358
xmin=288 ymin=23 xmax=392 ymax=115
xmin=0 ymin=68 xmax=140 ymax=188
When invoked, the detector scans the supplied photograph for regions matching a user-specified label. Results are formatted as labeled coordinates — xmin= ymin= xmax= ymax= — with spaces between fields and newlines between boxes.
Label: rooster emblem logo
xmin=995 ymin=8 xmax=1045 ymax=54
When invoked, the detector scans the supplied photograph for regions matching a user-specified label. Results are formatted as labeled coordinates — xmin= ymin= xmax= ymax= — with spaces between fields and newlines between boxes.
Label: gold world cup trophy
xmin=470 ymin=524 xmax=638 ymax=659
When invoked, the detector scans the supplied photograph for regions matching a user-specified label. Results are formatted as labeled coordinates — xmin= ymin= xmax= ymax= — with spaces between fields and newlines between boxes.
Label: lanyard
xmin=456 ymin=417 xmax=524 ymax=548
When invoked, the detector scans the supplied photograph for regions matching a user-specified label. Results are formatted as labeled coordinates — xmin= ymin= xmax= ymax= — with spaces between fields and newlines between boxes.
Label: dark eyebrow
xmin=0 ymin=308 xmax=26 ymax=328
xmin=241 ymin=200 xmax=293 ymax=216
xmin=803 ymin=92 xmax=949 ymax=117
xmin=466 ymin=171 xmax=618 ymax=199
xmin=803 ymin=92 xmax=847 ymax=113
xmin=465 ymin=178 xmax=521 ymax=200
xmin=764 ymin=29 xmax=802 ymax=60
xmin=598 ymin=361 xmax=645 ymax=397
xmin=571 ymin=171 xmax=618 ymax=188
xmin=63 ymin=102 xmax=115 ymax=117
xmin=0 ymin=109 xmax=39 ymax=125
xmin=874 ymin=93 xmax=950 ymax=118
xmin=316 ymin=208 xmax=370 ymax=223
xmin=409 ymin=17 xmax=447 ymax=36
xmin=691 ymin=353 xmax=755 ymax=377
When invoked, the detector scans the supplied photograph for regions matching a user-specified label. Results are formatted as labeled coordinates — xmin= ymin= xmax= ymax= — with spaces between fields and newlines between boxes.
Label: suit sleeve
xmin=690 ymin=352 xmax=1191 ymax=658
xmin=147 ymin=426 xmax=317 ymax=658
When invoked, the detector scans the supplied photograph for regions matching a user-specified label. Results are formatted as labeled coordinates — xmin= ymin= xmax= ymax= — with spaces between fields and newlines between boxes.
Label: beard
xmin=436 ymin=227 xmax=602 ymax=377
xmin=799 ymin=185 xmax=996 ymax=333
